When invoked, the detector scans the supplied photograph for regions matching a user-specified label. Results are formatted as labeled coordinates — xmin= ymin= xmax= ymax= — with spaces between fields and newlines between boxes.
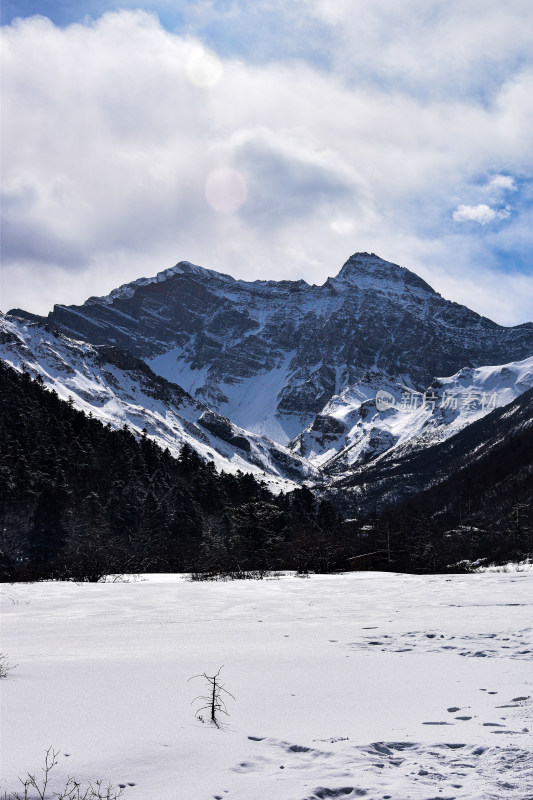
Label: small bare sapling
xmin=189 ymin=666 xmax=235 ymax=728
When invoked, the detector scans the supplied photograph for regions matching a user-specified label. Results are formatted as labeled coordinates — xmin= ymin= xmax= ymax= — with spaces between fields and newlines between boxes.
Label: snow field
xmin=1 ymin=572 xmax=532 ymax=799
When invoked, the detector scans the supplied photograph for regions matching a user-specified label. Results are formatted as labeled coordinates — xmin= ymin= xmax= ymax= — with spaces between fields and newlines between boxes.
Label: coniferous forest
xmin=0 ymin=362 xmax=346 ymax=581
xmin=1 ymin=361 xmax=531 ymax=581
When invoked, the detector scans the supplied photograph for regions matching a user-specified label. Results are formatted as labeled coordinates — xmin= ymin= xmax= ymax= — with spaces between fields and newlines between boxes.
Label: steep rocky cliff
xmin=10 ymin=253 xmax=533 ymax=448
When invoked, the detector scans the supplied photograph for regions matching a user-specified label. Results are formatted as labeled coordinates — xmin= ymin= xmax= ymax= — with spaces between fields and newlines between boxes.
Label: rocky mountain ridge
xmin=328 ymin=383 xmax=533 ymax=516
xmin=4 ymin=252 xmax=532 ymax=507
xmin=9 ymin=253 xmax=533 ymax=447
xmin=293 ymin=356 xmax=533 ymax=472
xmin=0 ymin=313 xmax=316 ymax=491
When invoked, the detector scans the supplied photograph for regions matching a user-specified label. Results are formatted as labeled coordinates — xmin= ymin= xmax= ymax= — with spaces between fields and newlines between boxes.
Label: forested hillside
xmin=343 ymin=388 xmax=533 ymax=572
xmin=2 ymin=361 xmax=531 ymax=580
xmin=0 ymin=362 xmax=344 ymax=580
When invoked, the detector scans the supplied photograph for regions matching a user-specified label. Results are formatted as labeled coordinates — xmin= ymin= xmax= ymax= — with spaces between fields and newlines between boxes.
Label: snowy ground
xmin=1 ymin=571 xmax=532 ymax=799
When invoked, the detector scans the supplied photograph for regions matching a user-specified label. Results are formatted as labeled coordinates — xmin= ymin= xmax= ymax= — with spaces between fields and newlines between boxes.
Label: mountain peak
xmin=84 ymin=260 xmax=236 ymax=307
xmin=333 ymin=252 xmax=436 ymax=295
xmin=5 ymin=250 xmax=533 ymax=464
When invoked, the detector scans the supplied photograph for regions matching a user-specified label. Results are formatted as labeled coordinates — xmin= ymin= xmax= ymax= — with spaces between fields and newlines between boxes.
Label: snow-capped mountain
xmin=11 ymin=253 xmax=533 ymax=447
xmin=0 ymin=313 xmax=317 ymax=491
xmin=328 ymin=383 xmax=533 ymax=516
xmin=292 ymin=355 xmax=533 ymax=472
xmin=4 ymin=252 xmax=532 ymax=494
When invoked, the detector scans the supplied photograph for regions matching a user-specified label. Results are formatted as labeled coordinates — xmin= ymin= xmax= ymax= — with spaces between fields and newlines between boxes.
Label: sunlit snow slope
xmin=5 ymin=252 xmax=533 ymax=487
xmin=292 ymin=356 xmax=533 ymax=472
xmin=10 ymin=253 xmax=533 ymax=448
xmin=0 ymin=313 xmax=316 ymax=491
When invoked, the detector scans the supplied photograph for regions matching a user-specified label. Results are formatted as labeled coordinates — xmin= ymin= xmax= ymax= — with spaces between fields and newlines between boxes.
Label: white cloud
xmin=488 ymin=174 xmax=517 ymax=192
xmin=1 ymin=9 xmax=532 ymax=325
xmin=452 ymin=204 xmax=511 ymax=225
xmin=307 ymin=0 xmax=533 ymax=98
xmin=186 ymin=44 xmax=223 ymax=88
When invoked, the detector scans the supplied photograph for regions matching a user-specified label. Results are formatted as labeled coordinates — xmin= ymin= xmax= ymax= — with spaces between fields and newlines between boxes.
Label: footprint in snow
xmin=303 ymin=789 xmax=360 ymax=799
xmin=350 ymin=629 xmax=533 ymax=659
xmin=233 ymin=761 xmax=255 ymax=772
xmin=241 ymin=735 xmax=533 ymax=798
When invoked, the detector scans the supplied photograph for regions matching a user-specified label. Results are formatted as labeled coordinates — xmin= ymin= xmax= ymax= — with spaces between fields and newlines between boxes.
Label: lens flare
xmin=186 ymin=46 xmax=223 ymax=89
xmin=205 ymin=168 xmax=247 ymax=214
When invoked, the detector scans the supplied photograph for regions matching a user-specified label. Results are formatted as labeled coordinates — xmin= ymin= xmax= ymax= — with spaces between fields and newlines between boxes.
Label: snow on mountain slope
xmin=0 ymin=313 xmax=317 ymax=491
xmin=11 ymin=253 xmax=533 ymax=447
xmin=149 ymin=347 xmax=299 ymax=444
xmin=328 ymin=384 xmax=533 ymax=516
xmin=292 ymin=356 xmax=533 ymax=473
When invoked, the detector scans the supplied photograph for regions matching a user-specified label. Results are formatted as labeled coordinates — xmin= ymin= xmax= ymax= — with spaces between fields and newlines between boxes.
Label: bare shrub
xmin=3 ymin=747 xmax=125 ymax=800
xmin=0 ymin=653 xmax=17 ymax=678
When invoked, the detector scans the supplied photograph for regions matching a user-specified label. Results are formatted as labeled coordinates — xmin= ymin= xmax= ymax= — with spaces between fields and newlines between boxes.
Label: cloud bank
xmin=453 ymin=204 xmax=510 ymax=225
xmin=1 ymin=5 xmax=532 ymax=325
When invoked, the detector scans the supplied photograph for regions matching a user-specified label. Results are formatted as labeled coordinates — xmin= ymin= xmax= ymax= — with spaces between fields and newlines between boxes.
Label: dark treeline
xmin=0 ymin=362 xmax=347 ymax=581
xmin=1 ymin=361 xmax=531 ymax=581
xmin=343 ymin=423 xmax=533 ymax=573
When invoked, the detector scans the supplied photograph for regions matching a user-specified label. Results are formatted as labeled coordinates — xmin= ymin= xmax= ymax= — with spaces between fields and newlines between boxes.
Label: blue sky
xmin=1 ymin=1 xmax=532 ymax=323
xmin=1 ymin=1 xmax=334 ymax=66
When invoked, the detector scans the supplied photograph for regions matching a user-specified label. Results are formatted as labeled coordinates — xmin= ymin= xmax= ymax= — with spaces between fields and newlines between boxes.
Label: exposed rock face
xmin=327 ymin=385 xmax=533 ymax=516
xmin=0 ymin=312 xmax=317 ymax=491
xmin=198 ymin=409 xmax=251 ymax=453
xmin=10 ymin=253 xmax=533 ymax=448
xmin=292 ymin=355 xmax=533 ymax=475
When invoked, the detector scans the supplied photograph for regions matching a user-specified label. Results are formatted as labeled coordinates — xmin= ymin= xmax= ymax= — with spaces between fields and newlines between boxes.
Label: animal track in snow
xmin=347 ymin=628 xmax=533 ymax=660
xmin=228 ymin=737 xmax=533 ymax=800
